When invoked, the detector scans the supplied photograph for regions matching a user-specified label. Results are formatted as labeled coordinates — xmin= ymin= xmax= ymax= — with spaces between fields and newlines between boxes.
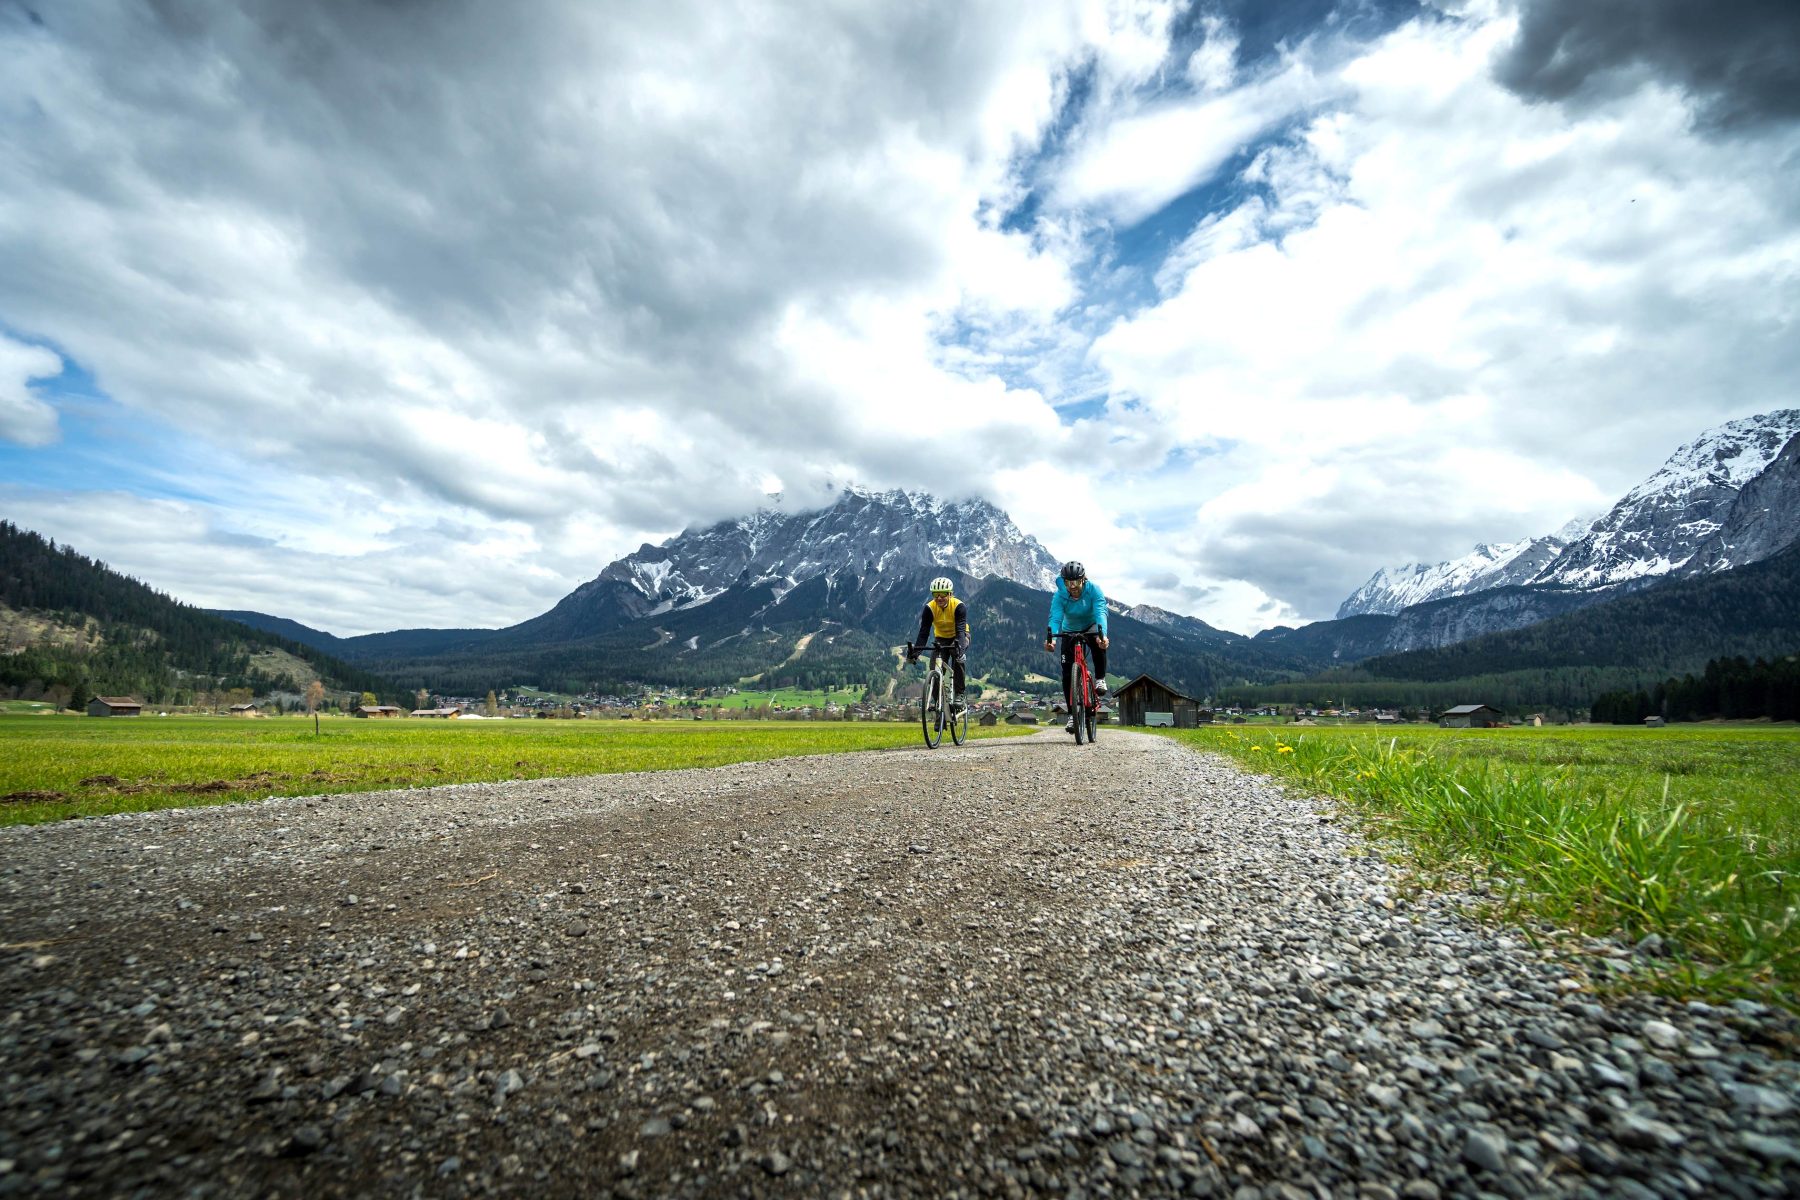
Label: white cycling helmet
xmin=930 ymin=576 xmax=954 ymax=594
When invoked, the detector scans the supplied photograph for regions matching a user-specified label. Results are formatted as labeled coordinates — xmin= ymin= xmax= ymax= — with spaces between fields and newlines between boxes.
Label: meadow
xmin=0 ymin=715 xmax=1028 ymax=826
xmin=1164 ymin=723 xmax=1800 ymax=1002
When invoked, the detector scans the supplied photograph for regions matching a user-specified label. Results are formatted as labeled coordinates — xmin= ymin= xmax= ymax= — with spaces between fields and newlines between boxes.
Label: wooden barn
xmin=1440 ymin=704 xmax=1503 ymax=728
xmin=86 ymin=696 xmax=142 ymax=718
xmin=355 ymin=705 xmax=406 ymax=718
xmin=1114 ymin=675 xmax=1209 ymax=729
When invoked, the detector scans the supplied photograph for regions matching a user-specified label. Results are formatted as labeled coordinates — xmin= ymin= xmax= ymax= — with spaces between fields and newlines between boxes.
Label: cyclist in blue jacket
xmin=1043 ymin=561 xmax=1109 ymax=732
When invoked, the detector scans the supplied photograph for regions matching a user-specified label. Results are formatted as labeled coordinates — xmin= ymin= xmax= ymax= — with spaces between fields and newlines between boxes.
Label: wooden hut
xmin=1114 ymin=675 xmax=1207 ymax=729
xmin=86 ymin=696 xmax=143 ymax=718
xmin=1440 ymin=704 xmax=1503 ymax=729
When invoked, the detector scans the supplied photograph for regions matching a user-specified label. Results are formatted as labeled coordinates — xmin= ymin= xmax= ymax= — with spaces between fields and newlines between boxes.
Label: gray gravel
xmin=0 ymin=729 xmax=1794 ymax=1198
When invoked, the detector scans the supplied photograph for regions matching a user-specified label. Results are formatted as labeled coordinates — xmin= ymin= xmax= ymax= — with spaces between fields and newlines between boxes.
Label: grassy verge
xmin=0 ymin=716 xmax=1030 ymax=826
xmin=1161 ymin=725 xmax=1800 ymax=1003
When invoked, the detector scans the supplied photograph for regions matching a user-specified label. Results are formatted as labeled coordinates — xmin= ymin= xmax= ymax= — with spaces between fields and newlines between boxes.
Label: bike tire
xmin=1073 ymin=698 xmax=1088 ymax=744
xmin=1084 ymin=705 xmax=1098 ymax=742
xmin=921 ymin=670 xmax=943 ymax=749
xmin=950 ymin=702 xmax=969 ymax=746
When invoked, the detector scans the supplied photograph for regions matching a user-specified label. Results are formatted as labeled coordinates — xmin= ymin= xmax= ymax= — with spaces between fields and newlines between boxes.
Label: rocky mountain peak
xmin=1530 ymin=409 xmax=1800 ymax=588
xmin=1337 ymin=409 xmax=1800 ymax=617
xmin=560 ymin=488 xmax=1061 ymax=632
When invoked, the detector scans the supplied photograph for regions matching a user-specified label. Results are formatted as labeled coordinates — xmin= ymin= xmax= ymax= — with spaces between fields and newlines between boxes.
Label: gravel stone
xmin=0 ymin=730 xmax=1792 ymax=1198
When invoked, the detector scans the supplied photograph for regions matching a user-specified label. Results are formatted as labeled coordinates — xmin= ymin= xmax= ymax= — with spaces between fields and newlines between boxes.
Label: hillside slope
xmin=1 ymin=521 xmax=398 ymax=706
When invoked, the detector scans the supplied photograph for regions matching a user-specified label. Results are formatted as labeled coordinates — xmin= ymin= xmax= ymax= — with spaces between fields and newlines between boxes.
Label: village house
xmin=86 ymin=696 xmax=143 ymax=718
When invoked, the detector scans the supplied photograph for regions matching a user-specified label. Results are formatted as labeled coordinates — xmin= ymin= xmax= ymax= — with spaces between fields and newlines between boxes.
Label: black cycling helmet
xmin=1061 ymin=560 xmax=1086 ymax=581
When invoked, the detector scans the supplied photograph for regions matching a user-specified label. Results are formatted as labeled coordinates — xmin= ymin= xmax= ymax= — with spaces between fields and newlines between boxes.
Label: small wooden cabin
xmin=1440 ymin=704 xmax=1503 ymax=729
xmin=87 ymin=696 xmax=143 ymax=718
xmin=1115 ymin=675 xmax=1208 ymax=729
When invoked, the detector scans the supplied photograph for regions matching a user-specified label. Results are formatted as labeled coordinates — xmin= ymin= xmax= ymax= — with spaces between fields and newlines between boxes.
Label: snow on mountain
xmin=1335 ymin=534 xmax=1572 ymax=618
xmin=595 ymin=486 xmax=1061 ymax=615
xmin=1336 ymin=410 xmax=1800 ymax=618
xmin=1677 ymin=431 xmax=1800 ymax=577
xmin=1531 ymin=409 xmax=1800 ymax=589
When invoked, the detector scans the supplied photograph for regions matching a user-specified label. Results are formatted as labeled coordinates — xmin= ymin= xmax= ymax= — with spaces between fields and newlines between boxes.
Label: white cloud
xmin=2 ymin=1 xmax=1797 ymax=641
xmin=0 ymin=335 xmax=62 ymax=447
xmin=1084 ymin=9 xmax=1800 ymax=621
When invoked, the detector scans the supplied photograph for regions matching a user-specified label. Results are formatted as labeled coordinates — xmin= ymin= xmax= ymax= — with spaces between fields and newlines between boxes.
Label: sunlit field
xmin=1163 ymin=724 xmax=1800 ymax=1003
xmin=0 ymin=715 xmax=1029 ymax=826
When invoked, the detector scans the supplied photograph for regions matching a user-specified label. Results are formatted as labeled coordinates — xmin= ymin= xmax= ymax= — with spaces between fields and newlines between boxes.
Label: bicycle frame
xmin=911 ymin=643 xmax=968 ymax=749
xmin=1058 ymin=625 xmax=1101 ymax=745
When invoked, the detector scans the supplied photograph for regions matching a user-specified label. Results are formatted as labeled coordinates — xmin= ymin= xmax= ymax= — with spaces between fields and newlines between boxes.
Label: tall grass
xmin=1165 ymin=726 xmax=1800 ymax=1002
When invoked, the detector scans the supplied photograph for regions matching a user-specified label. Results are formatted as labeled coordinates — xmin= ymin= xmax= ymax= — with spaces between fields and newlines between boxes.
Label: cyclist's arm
xmin=954 ymin=600 xmax=969 ymax=647
xmin=1091 ymin=582 xmax=1108 ymax=637
xmin=913 ymin=606 xmax=932 ymax=651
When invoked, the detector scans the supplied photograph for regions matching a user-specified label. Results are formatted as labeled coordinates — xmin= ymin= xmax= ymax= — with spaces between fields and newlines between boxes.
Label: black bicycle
xmin=909 ymin=643 xmax=968 ymax=749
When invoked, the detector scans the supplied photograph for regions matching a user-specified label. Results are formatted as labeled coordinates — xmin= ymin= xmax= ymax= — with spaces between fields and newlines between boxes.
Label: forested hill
xmin=1330 ymin=541 xmax=1800 ymax=687
xmin=0 ymin=520 xmax=397 ymax=706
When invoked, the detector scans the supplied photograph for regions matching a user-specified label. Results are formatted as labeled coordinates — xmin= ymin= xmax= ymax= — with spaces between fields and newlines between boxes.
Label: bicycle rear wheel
xmin=1084 ymin=704 xmax=1098 ymax=742
xmin=950 ymin=701 xmax=969 ymax=746
xmin=920 ymin=670 xmax=943 ymax=749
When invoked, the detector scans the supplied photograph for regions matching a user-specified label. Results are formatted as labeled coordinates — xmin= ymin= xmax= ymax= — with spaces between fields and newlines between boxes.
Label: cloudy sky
xmin=3 ymin=0 xmax=1798 ymax=635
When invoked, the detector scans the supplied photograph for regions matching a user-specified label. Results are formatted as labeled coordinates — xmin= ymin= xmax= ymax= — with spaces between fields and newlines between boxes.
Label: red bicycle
xmin=1052 ymin=624 xmax=1101 ymax=745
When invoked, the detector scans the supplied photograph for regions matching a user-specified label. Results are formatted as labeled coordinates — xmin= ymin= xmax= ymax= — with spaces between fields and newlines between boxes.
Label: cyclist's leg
xmin=947 ymin=640 xmax=967 ymax=700
xmin=1089 ymin=634 xmax=1108 ymax=693
xmin=1058 ymin=635 xmax=1076 ymax=707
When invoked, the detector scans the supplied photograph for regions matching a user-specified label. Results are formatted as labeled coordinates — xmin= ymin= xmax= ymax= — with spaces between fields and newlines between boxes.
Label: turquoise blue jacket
xmin=1047 ymin=577 xmax=1107 ymax=637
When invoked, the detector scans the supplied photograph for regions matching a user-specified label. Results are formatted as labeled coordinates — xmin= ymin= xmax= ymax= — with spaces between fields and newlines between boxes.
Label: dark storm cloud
xmin=1495 ymin=0 xmax=1800 ymax=131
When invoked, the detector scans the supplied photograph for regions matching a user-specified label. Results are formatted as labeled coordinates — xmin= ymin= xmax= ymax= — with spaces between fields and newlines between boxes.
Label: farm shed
xmin=411 ymin=707 xmax=463 ymax=718
xmin=229 ymin=703 xmax=259 ymax=717
xmin=1440 ymin=704 xmax=1503 ymax=729
xmin=355 ymin=705 xmax=405 ymax=718
xmin=978 ymin=711 xmax=998 ymax=726
xmin=1114 ymin=675 xmax=1209 ymax=729
xmin=86 ymin=696 xmax=142 ymax=717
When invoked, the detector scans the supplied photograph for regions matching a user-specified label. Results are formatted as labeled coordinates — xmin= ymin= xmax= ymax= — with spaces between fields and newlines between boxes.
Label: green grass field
xmin=0 ymin=715 xmax=1030 ymax=826
xmin=1162 ymin=724 xmax=1800 ymax=1003
xmin=706 ymin=687 xmax=856 ymax=710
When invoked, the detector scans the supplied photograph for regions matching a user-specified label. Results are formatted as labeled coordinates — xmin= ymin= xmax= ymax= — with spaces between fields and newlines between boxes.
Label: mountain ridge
xmin=1336 ymin=410 xmax=1800 ymax=619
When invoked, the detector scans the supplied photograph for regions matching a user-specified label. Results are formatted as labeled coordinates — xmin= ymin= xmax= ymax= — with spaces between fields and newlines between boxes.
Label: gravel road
xmin=1 ymin=729 xmax=1795 ymax=1199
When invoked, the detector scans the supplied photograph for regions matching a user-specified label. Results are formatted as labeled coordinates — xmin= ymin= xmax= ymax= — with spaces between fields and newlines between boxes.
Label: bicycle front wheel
xmin=1072 ymin=699 xmax=1088 ymax=744
xmin=921 ymin=672 xmax=943 ymax=749
xmin=950 ymin=701 xmax=969 ymax=746
xmin=1084 ymin=705 xmax=1098 ymax=742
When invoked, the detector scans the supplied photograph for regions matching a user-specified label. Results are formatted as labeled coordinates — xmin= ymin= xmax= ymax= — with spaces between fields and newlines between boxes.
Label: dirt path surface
xmin=1 ymin=730 xmax=1795 ymax=1199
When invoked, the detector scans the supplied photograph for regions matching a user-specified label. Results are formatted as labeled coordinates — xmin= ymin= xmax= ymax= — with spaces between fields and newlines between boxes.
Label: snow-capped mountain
xmin=1335 ymin=528 xmax=1580 ymax=618
xmin=1336 ymin=410 xmax=1800 ymax=618
xmin=1676 ymin=431 xmax=1800 ymax=578
xmin=1531 ymin=410 xmax=1800 ymax=588
xmin=516 ymin=487 xmax=1063 ymax=641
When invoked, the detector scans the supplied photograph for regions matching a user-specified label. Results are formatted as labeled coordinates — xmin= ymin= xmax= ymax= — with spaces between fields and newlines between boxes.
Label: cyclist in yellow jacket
xmin=907 ymin=576 xmax=970 ymax=712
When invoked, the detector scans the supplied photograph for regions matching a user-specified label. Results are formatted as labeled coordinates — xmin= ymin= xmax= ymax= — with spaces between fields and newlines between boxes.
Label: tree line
xmin=1591 ymin=654 xmax=1800 ymax=724
xmin=0 ymin=521 xmax=398 ymax=706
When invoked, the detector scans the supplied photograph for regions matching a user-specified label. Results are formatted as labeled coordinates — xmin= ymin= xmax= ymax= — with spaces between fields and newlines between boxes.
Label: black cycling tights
xmin=1058 ymin=633 xmax=1106 ymax=705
